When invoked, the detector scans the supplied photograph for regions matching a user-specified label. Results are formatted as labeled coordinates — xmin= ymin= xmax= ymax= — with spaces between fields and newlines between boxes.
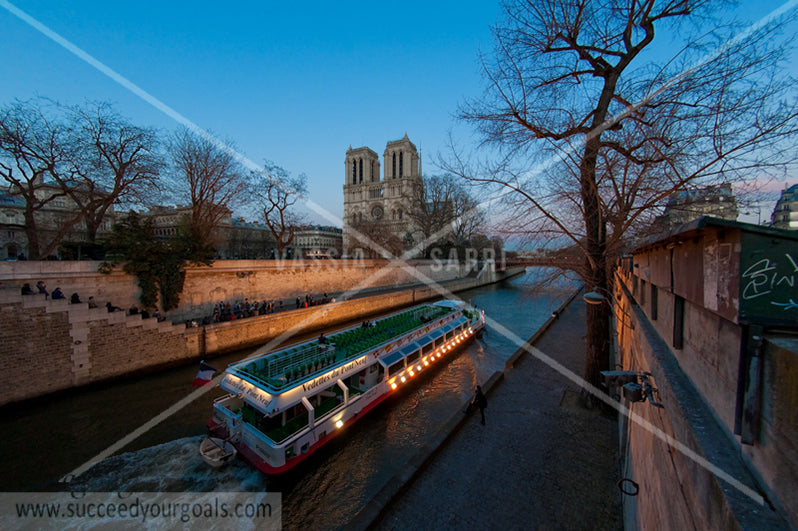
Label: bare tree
xmin=0 ymin=99 xmax=81 ymax=258
xmin=407 ymin=173 xmax=485 ymax=257
xmin=169 ymin=127 xmax=245 ymax=262
xmin=450 ymin=0 xmax=798 ymax=388
xmin=67 ymin=101 xmax=162 ymax=242
xmin=0 ymin=98 xmax=164 ymax=258
xmin=348 ymin=219 xmax=405 ymax=259
xmin=250 ymin=162 xmax=307 ymax=258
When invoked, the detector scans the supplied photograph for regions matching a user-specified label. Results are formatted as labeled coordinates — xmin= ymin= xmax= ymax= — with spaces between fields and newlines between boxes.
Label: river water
xmin=0 ymin=268 xmax=573 ymax=529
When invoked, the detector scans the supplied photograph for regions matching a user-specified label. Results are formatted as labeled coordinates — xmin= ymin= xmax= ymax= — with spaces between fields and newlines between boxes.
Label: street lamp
xmin=583 ymin=286 xmax=614 ymax=305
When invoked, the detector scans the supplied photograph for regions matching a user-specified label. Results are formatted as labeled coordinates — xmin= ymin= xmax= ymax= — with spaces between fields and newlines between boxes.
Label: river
xmin=0 ymin=268 xmax=574 ymax=529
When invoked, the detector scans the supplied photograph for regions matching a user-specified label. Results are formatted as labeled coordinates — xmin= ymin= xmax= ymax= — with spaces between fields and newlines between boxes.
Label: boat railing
xmin=264 ymin=343 xmax=337 ymax=380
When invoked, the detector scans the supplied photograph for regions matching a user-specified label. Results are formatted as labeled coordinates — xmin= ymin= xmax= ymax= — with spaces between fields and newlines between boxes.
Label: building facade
xmin=293 ymin=225 xmax=343 ymax=258
xmin=342 ymin=134 xmax=423 ymax=256
xmin=139 ymin=205 xmax=276 ymax=259
xmin=655 ymin=183 xmax=738 ymax=230
xmin=0 ymin=182 xmax=115 ymax=260
xmin=770 ymin=183 xmax=798 ymax=230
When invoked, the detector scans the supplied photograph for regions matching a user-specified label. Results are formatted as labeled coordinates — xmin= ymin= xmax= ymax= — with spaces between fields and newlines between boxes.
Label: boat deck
xmin=233 ymin=304 xmax=456 ymax=391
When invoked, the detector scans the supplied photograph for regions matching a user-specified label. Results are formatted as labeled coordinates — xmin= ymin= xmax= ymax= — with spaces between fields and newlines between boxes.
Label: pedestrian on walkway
xmin=471 ymin=385 xmax=488 ymax=425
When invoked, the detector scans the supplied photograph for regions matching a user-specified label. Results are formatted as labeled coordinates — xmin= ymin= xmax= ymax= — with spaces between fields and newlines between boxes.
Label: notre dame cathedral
xmin=342 ymin=134 xmax=422 ymax=256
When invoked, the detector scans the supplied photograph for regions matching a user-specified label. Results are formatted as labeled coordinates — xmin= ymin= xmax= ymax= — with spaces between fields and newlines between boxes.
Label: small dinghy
xmin=200 ymin=437 xmax=237 ymax=467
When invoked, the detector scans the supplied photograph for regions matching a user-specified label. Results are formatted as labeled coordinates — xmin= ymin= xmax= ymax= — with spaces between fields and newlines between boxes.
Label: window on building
xmin=392 ymin=153 xmax=396 ymax=179
xmin=651 ymin=284 xmax=658 ymax=320
xmin=673 ymin=295 xmax=685 ymax=349
xmin=359 ymin=159 xmax=363 ymax=183
xmin=352 ymin=161 xmax=356 ymax=184
xmin=639 ymin=280 xmax=646 ymax=305
xmin=399 ymin=151 xmax=403 ymax=177
xmin=398 ymin=209 xmax=403 ymax=220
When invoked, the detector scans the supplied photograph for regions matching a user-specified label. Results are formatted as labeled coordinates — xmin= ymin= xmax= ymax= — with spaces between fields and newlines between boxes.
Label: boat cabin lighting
xmin=391 ymin=382 xmax=398 ymax=390
xmin=423 ymin=360 xmax=429 ymax=366
xmin=416 ymin=365 xmax=422 ymax=371
xmin=401 ymin=376 xmax=407 ymax=383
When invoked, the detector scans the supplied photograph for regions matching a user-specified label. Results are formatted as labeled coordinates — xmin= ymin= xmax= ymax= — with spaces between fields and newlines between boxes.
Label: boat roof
xmin=377 ymin=315 xmax=468 ymax=368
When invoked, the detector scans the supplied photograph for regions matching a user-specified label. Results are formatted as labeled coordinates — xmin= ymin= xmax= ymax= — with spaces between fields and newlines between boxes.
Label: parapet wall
xmin=614 ymin=272 xmax=793 ymax=530
xmin=0 ymin=258 xmax=479 ymax=323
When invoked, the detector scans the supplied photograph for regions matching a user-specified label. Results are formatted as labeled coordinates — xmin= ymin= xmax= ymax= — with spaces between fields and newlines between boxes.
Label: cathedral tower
xmin=342 ymin=135 xmax=422 ymax=256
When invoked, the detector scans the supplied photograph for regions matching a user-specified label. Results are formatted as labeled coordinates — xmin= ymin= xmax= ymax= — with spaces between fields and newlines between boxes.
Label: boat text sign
xmin=301 ymin=355 xmax=369 ymax=393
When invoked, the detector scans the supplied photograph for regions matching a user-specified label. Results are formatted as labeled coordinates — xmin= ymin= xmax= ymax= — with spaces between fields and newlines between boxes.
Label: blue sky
xmin=1 ymin=1 xmax=795 ymax=226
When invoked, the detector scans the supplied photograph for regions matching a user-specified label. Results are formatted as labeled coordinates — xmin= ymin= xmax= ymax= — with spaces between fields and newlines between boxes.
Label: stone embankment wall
xmin=0 ymin=261 xmax=519 ymax=407
xmin=0 ymin=258 xmax=480 ymax=324
xmin=0 ymin=293 xmax=199 ymax=407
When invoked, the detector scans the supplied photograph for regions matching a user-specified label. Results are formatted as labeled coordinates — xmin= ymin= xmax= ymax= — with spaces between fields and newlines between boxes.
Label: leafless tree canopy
xmin=169 ymin=126 xmax=245 ymax=258
xmin=0 ymin=98 xmax=162 ymax=258
xmin=449 ymin=0 xmax=798 ymax=386
xmin=407 ymin=173 xmax=486 ymax=257
xmin=250 ymin=162 xmax=307 ymax=257
xmin=68 ymin=101 xmax=162 ymax=242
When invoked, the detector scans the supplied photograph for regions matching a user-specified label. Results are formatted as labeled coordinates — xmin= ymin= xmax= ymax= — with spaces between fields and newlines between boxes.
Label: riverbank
xmin=0 ymin=266 xmax=524 ymax=407
xmin=346 ymin=287 xmax=622 ymax=530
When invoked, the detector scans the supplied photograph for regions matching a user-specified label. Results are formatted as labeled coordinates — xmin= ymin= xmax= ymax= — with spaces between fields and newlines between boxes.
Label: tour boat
xmin=205 ymin=299 xmax=485 ymax=474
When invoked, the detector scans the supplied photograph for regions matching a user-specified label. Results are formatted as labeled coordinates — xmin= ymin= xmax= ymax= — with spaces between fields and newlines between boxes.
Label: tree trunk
xmin=581 ymin=135 xmax=611 ymax=389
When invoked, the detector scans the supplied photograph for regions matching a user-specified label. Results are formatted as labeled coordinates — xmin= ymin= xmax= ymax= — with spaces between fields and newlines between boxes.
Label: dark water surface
xmin=0 ymin=269 xmax=572 ymax=529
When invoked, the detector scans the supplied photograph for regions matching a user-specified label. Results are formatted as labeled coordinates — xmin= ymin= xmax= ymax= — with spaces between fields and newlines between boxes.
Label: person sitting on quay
xmin=21 ymin=283 xmax=34 ymax=296
xmin=36 ymin=281 xmax=48 ymax=298
xmin=106 ymin=301 xmax=123 ymax=312
xmin=129 ymin=305 xmax=139 ymax=315
xmin=51 ymin=287 xmax=65 ymax=300
xmin=88 ymin=296 xmax=98 ymax=309
xmin=70 ymin=293 xmax=82 ymax=304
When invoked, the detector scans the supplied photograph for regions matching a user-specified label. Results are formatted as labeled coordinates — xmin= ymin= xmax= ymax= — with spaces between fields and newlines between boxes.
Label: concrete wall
xmin=615 ymin=269 xmax=793 ymax=530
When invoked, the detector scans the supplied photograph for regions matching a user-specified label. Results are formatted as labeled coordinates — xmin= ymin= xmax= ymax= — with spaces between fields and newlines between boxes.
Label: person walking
xmin=471 ymin=385 xmax=488 ymax=426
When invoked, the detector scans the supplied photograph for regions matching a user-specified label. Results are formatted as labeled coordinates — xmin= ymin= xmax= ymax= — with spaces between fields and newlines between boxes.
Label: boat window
xmin=435 ymin=337 xmax=443 ymax=347
xmin=421 ymin=343 xmax=433 ymax=355
xmin=445 ymin=331 xmax=454 ymax=340
xmin=406 ymin=351 xmax=419 ymax=364
xmin=389 ymin=360 xmax=404 ymax=377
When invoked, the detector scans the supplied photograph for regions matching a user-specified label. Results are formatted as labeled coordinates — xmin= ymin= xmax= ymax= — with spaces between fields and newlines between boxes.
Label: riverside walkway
xmin=348 ymin=290 xmax=623 ymax=530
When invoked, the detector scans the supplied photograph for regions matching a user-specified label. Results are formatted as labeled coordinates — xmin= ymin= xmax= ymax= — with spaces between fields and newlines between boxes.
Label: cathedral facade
xmin=342 ymin=134 xmax=422 ymax=256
